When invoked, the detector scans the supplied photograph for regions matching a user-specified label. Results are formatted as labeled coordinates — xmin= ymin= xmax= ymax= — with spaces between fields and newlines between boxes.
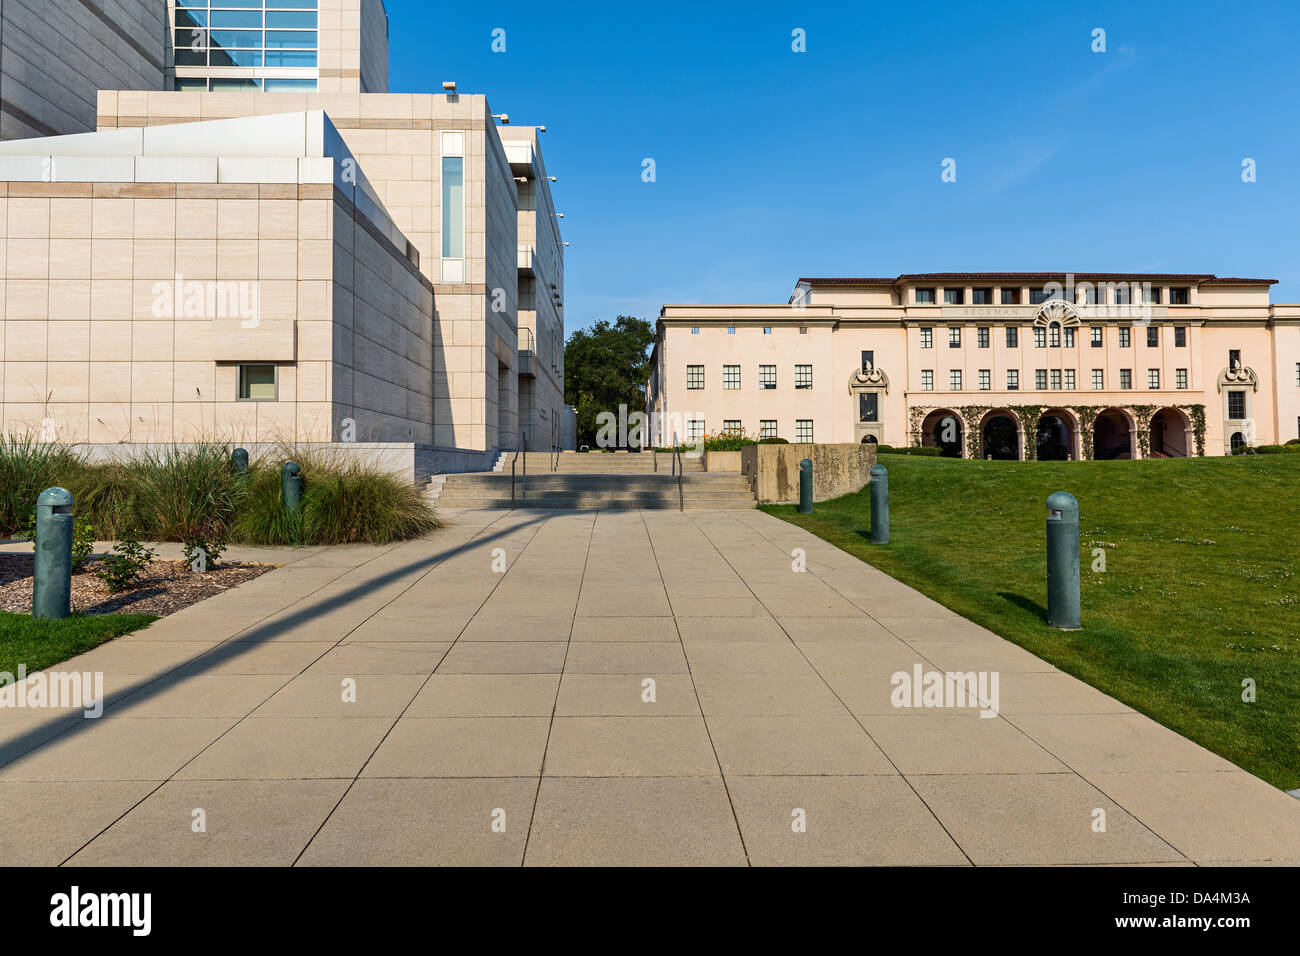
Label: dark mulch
xmin=0 ymin=553 xmax=276 ymax=618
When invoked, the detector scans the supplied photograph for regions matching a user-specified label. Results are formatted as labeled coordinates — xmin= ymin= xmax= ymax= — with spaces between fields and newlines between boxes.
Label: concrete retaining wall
xmin=704 ymin=451 xmax=742 ymax=472
xmin=740 ymin=443 xmax=877 ymax=504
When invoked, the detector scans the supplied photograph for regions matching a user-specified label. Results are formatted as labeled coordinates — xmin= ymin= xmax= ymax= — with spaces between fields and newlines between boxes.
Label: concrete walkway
xmin=2 ymin=508 xmax=1297 ymax=866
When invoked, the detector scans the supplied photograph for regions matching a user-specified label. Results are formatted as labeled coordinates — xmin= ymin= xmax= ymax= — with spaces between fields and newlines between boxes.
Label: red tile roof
xmin=796 ymin=273 xmax=1277 ymax=285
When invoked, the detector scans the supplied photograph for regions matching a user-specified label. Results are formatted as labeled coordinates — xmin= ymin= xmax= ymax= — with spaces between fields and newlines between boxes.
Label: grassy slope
xmin=763 ymin=455 xmax=1300 ymax=789
xmin=0 ymin=611 xmax=156 ymax=676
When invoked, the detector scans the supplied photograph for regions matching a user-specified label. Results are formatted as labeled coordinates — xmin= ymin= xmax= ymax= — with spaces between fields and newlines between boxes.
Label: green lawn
xmin=763 ymin=454 xmax=1300 ymax=790
xmin=0 ymin=611 xmax=157 ymax=676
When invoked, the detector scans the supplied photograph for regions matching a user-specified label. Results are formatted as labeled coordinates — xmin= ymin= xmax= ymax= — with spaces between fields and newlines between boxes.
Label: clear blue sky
xmin=386 ymin=0 xmax=1300 ymax=331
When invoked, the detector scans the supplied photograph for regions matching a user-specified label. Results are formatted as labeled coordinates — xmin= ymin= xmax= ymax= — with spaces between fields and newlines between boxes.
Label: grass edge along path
xmin=763 ymin=454 xmax=1300 ymax=791
xmin=0 ymin=611 xmax=157 ymax=677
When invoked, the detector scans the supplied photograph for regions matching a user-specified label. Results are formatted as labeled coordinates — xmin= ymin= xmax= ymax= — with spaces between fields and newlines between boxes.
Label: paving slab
xmin=4 ymin=507 xmax=1297 ymax=866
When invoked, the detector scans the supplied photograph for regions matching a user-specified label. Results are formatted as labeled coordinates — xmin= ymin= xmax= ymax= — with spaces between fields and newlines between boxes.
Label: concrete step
xmin=440 ymin=474 xmax=747 ymax=488
xmin=433 ymin=495 xmax=757 ymax=510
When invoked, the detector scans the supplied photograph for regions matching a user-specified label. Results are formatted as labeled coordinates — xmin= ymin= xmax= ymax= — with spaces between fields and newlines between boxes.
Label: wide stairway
xmin=430 ymin=452 xmax=755 ymax=510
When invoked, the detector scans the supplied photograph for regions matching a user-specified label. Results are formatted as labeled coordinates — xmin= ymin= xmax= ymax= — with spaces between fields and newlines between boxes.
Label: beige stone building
xmin=0 ymin=0 xmax=166 ymax=139
xmin=0 ymin=110 xmax=433 ymax=447
xmin=0 ymin=0 xmax=566 ymax=474
xmin=649 ymin=274 xmax=1300 ymax=459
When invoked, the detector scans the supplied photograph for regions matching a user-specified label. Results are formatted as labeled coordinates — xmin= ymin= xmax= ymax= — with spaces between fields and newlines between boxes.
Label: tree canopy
xmin=564 ymin=315 xmax=655 ymax=447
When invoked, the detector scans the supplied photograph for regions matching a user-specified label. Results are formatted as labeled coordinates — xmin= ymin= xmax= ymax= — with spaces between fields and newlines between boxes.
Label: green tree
xmin=564 ymin=315 xmax=655 ymax=447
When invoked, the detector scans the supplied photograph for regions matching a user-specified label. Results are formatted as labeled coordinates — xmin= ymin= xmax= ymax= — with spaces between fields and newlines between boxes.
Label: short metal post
xmin=32 ymin=487 xmax=74 ymax=620
xmin=798 ymin=457 xmax=813 ymax=514
xmin=1046 ymin=491 xmax=1081 ymax=630
xmin=231 ymin=447 xmax=249 ymax=473
xmin=281 ymin=461 xmax=303 ymax=514
xmin=869 ymin=464 xmax=889 ymax=544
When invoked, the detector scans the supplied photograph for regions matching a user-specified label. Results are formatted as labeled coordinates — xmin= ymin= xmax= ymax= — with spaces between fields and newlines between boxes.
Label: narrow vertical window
xmin=441 ymin=156 xmax=464 ymax=258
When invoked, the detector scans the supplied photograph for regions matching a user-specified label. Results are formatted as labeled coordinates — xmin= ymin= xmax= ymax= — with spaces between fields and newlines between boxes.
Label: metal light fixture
xmin=442 ymin=81 xmax=456 ymax=92
xmin=493 ymin=113 xmax=509 ymax=124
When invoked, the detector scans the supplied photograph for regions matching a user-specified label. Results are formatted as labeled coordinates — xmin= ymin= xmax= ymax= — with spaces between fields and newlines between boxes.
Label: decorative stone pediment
xmin=1033 ymin=299 xmax=1081 ymax=327
xmin=848 ymin=366 xmax=889 ymax=394
xmin=1217 ymin=365 xmax=1259 ymax=392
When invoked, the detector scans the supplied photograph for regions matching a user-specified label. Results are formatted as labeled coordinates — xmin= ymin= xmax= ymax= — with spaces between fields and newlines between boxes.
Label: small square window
xmin=1035 ymin=369 xmax=1047 ymax=390
xmin=915 ymin=288 xmax=936 ymax=304
xmin=763 ymin=327 xmax=772 ymax=334
xmin=1147 ymin=327 xmax=1159 ymax=348
xmin=859 ymin=392 xmax=878 ymax=422
xmin=1176 ymin=368 xmax=1188 ymax=390
xmin=1001 ymin=288 xmax=1021 ymax=305
xmin=1064 ymin=369 xmax=1075 ymax=389
xmin=978 ymin=369 xmax=990 ymax=390
xmin=238 ymin=364 xmax=276 ymax=400
xmin=722 ymin=419 xmax=742 ymax=435
xmin=722 ymin=365 xmax=741 ymax=389
xmin=1006 ymin=327 xmax=1019 ymax=348
xmin=920 ymin=328 xmax=933 ymax=349
xmin=977 ymin=327 xmax=989 ymax=348
xmin=1006 ymin=369 xmax=1019 ymax=390
xmin=1228 ymin=391 xmax=1245 ymax=419
xmin=795 ymin=365 xmax=813 ymax=389
xmin=950 ymin=370 xmax=962 ymax=390
xmin=727 ymin=327 xmax=736 ymax=335
xmin=1148 ymin=368 xmax=1160 ymax=390
xmin=691 ymin=327 xmax=699 ymax=334
xmin=1175 ymin=327 xmax=1186 ymax=347
xmin=759 ymin=365 xmax=776 ymax=389
xmin=1090 ymin=326 xmax=1103 ymax=347
xmin=1120 ymin=369 xmax=1132 ymax=390
xmin=944 ymin=288 xmax=964 ymax=305
xmin=1119 ymin=328 xmax=1131 ymax=348
xmin=1034 ymin=327 xmax=1047 ymax=349
xmin=759 ymin=420 xmax=777 ymax=439
xmin=921 ymin=370 xmax=933 ymax=391
xmin=795 ymin=419 xmax=814 ymax=443
xmin=1169 ymin=287 xmax=1189 ymax=305
xmin=1092 ymin=369 xmax=1104 ymax=390
xmin=686 ymin=365 xmax=704 ymax=389
xmin=971 ymin=287 xmax=993 ymax=304
xmin=949 ymin=327 xmax=962 ymax=348
xmin=1050 ymin=369 xmax=1061 ymax=390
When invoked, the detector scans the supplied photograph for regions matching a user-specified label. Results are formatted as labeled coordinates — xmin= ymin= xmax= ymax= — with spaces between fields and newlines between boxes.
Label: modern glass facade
xmin=173 ymin=0 xmax=319 ymax=91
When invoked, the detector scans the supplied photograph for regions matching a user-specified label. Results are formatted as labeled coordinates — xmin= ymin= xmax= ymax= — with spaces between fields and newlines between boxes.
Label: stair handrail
xmin=510 ymin=445 xmax=521 ymax=509
xmin=673 ymin=432 xmax=683 ymax=511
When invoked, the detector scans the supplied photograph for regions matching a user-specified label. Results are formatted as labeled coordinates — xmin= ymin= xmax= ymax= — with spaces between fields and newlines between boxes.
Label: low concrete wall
xmin=740 ymin=443 xmax=877 ymax=504
xmin=704 ymin=450 xmax=742 ymax=472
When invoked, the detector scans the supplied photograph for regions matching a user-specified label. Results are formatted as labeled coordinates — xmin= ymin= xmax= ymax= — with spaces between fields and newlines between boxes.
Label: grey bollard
xmin=231 ymin=447 xmax=249 ymax=474
xmin=1046 ymin=491 xmax=1081 ymax=630
xmin=869 ymin=464 xmax=889 ymax=544
xmin=32 ymin=487 xmax=74 ymax=620
xmin=281 ymin=461 xmax=303 ymax=514
xmin=798 ymin=458 xmax=813 ymax=514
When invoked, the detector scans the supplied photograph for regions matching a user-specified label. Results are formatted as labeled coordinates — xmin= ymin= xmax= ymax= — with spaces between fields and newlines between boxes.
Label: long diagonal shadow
xmin=0 ymin=512 xmax=552 ymax=769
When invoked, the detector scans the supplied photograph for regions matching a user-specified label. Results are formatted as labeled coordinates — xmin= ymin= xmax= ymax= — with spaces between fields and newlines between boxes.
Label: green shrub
xmin=758 ymin=437 xmax=789 ymax=444
xmin=183 ymin=533 xmax=228 ymax=571
xmin=0 ymin=435 xmax=86 ymax=538
xmin=875 ymin=445 xmax=903 ymax=454
xmin=1286 ymin=445 xmax=1300 ymax=454
xmin=127 ymin=444 xmax=244 ymax=542
xmin=299 ymin=465 xmax=439 ymax=544
xmin=1286 ymin=438 xmax=1300 ymax=446
xmin=1255 ymin=444 xmax=1286 ymax=455
xmin=95 ymin=529 xmax=156 ymax=593
xmin=906 ymin=446 xmax=943 ymax=457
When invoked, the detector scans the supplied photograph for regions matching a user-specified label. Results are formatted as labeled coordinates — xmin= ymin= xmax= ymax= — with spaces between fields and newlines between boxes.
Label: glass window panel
xmin=174 ymin=48 xmax=207 ymax=66
xmin=175 ymin=10 xmax=208 ymax=28
xmin=209 ymin=10 xmax=262 ymax=28
xmin=239 ymin=364 xmax=276 ymax=400
xmin=174 ymin=77 xmax=208 ymax=90
xmin=176 ymin=0 xmax=210 ymax=8
xmin=441 ymin=156 xmax=464 ymax=258
xmin=264 ymin=49 xmax=316 ymax=66
xmin=267 ymin=0 xmax=318 ymax=7
xmin=210 ymin=0 xmax=260 ymax=6
xmin=209 ymin=28 xmax=262 ymax=47
xmin=175 ymin=28 xmax=208 ymax=49
xmin=210 ymin=47 xmax=263 ymax=66
xmin=266 ymin=30 xmax=317 ymax=48
xmin=263 ymin=78 xmax=318 ymax=91
xmin=210 ymin=77 xmax=262 ymax=90
xmin=266 ymin=10 xmax=317 ymax=28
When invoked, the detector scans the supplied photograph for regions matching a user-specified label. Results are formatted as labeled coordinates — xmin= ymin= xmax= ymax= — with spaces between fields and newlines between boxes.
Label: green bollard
xmin=1046 ymin=491 xmax=1081 ymax=630
xmin=869 ymin=464 xmax=889 ymax=544
xmin=798 ymin=457 xmax=813 ymax=514
xmin=231 ymin=447 xmax=249 ymax=474
xmin=32 ymin=487 xmax=74 ymax=620
xmin=281 ymin=461 xmax=302 ymax=514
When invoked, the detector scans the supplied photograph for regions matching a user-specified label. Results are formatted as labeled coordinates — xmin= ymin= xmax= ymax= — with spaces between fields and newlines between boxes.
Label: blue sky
xmin=386 ymin=0 xmax=1300 ymax=331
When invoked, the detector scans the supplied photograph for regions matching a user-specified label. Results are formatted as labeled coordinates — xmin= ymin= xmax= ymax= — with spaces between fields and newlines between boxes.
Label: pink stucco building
xmin=647 ymin=274 xmax=1300 ymax=459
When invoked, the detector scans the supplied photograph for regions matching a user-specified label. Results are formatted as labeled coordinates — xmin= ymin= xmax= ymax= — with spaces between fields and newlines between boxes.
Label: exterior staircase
xmin=428 ymin=452 xmax=752 ymax=510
